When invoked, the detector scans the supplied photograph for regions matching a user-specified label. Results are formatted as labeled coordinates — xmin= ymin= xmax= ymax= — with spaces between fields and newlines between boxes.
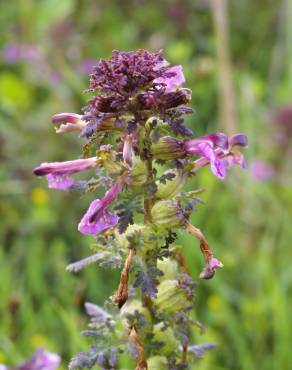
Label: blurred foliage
xmin=0 ymin=0 xmax=291 ymax=369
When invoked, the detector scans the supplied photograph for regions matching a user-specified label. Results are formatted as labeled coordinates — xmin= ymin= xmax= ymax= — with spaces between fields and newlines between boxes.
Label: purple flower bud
xmin=154 ymin=65 xmax=185 ymax=92
xmin=33 ymin=157 xmax=97 ymax=190
xmin=123 ymin=135 xmax=135 ymax=168
xmin=78 ymin=179 xmax=124 ymax=235
xmin=18 ymin=348 xmax=61 ymax=370
xmin=51 ymin=113 xmax=87 ymax=133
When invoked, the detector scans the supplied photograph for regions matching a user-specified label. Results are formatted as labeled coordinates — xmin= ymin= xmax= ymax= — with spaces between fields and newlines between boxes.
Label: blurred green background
xmin=0 ymin=0 xmax=291 ymax=369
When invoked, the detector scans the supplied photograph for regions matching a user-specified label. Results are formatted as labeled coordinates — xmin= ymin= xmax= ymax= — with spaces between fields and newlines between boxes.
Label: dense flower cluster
xmin=34 ymin=49 xmax=248 ymax=370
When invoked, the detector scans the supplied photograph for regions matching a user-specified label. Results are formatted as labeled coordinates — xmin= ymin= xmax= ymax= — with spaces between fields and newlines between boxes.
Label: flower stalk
xmin=33 ymin=49 xmax=248 ymax=369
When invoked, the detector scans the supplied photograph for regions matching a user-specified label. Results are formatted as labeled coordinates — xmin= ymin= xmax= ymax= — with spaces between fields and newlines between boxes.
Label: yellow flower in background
xmin=207 ymin=294 xmax=223 ymax=311
xmin=0 ymin=352 xmax=6 ymax=363
xmin=31 ymin=333 xmax=47 ymax=347
xmin=31 ymin=187 xmax=48 ymax=206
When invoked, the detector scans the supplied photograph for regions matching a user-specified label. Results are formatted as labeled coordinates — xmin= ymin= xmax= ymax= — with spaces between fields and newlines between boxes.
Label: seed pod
xmin=157 ymin=258 xmax=179 ymax=281
xmin=153 ymin=322 xmax=179 ymax=355
xmin=147 ymin=356 xmax=168 ymax=370
xmin=120 ymin=299 xmax=152 ymax=335
xmin=151 ymin=200 xmax=185 ymax=229
xmin=151 ymin=136 xmax=185 ymax=160
xmin=156 ymin=169 xmax=187 ymax=199
xmin=130 ymin=160 xmax=147 ymax=186
xmin=154 ymin=279 xmax=190 ymax=314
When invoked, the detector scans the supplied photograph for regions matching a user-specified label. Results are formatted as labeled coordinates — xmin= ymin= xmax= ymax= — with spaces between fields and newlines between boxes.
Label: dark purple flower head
xmin=89 ymin=49 xmax=167 ymax=95
xmin=18 ymin=348 xmax=60 ymax=370
xmin=78 ymin=179 xmax=125 ymax=235
xmin=33 ymin=157 xmax=97 ymax=190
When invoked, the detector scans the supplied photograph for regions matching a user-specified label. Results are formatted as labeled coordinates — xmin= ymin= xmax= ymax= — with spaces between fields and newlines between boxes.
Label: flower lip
xmin=88 ymin=180 xmax=124 ymax=223
xmin=229 ymin=133 xmax=248 ymax=148
xmin=78 ymin=199 xmax=119 ymax=235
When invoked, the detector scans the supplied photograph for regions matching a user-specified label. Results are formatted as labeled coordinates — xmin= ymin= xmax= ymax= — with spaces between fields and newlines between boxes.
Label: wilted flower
xmin=18 ymin=348 xmax=60 ymax=370
xmin=200 ymin=257 xmax=223 ymax=280
xmin=33 ymin=157 xmax=97 ymax=190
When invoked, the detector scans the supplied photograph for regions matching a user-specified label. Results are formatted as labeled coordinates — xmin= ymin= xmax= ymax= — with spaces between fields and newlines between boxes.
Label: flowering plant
xmin=34 ymin=50 xmax=248 ymax=369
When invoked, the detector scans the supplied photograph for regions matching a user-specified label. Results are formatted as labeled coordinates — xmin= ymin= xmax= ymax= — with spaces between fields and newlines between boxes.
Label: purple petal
xmin=18 ymin=348 xmax=61 ymax=370
xmin=183 ymin=132 xmax=228 ymax=153
xmin=88 ymin=180 xmax=124 ymax=223
xmin=229 ymin=134 xmax=248 ymax=148
xmin=224 ymin=151 xmax=247 ymax=170
xmin=154 ymin=65 xmax=185 ymax=92
xmin=78 ymin=199 xmax=118 ymax=235
xmin=46 ymin=174 xmax=74 ymax=190
xmin=33 ymin=157 xmax=96 ymax=176
xmin=194 ymin=143 xmax=226 ymax=179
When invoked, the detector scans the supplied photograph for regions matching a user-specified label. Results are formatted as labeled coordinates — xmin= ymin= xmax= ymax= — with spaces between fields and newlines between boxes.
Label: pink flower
xmin=191 ymin=133 xmax=248 ymax=179
xmin=78 ymin=180 xmax=124 ymax=235
xmin=183 ymin=133 xmax=229 ymax=179
xmin=33 ymin=157 xmax=97 ymax=190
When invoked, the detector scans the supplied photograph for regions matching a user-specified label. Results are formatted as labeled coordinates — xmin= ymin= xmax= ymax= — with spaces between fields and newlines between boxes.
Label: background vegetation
xmin=0 ymin=1 xmax=291 ymax=369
